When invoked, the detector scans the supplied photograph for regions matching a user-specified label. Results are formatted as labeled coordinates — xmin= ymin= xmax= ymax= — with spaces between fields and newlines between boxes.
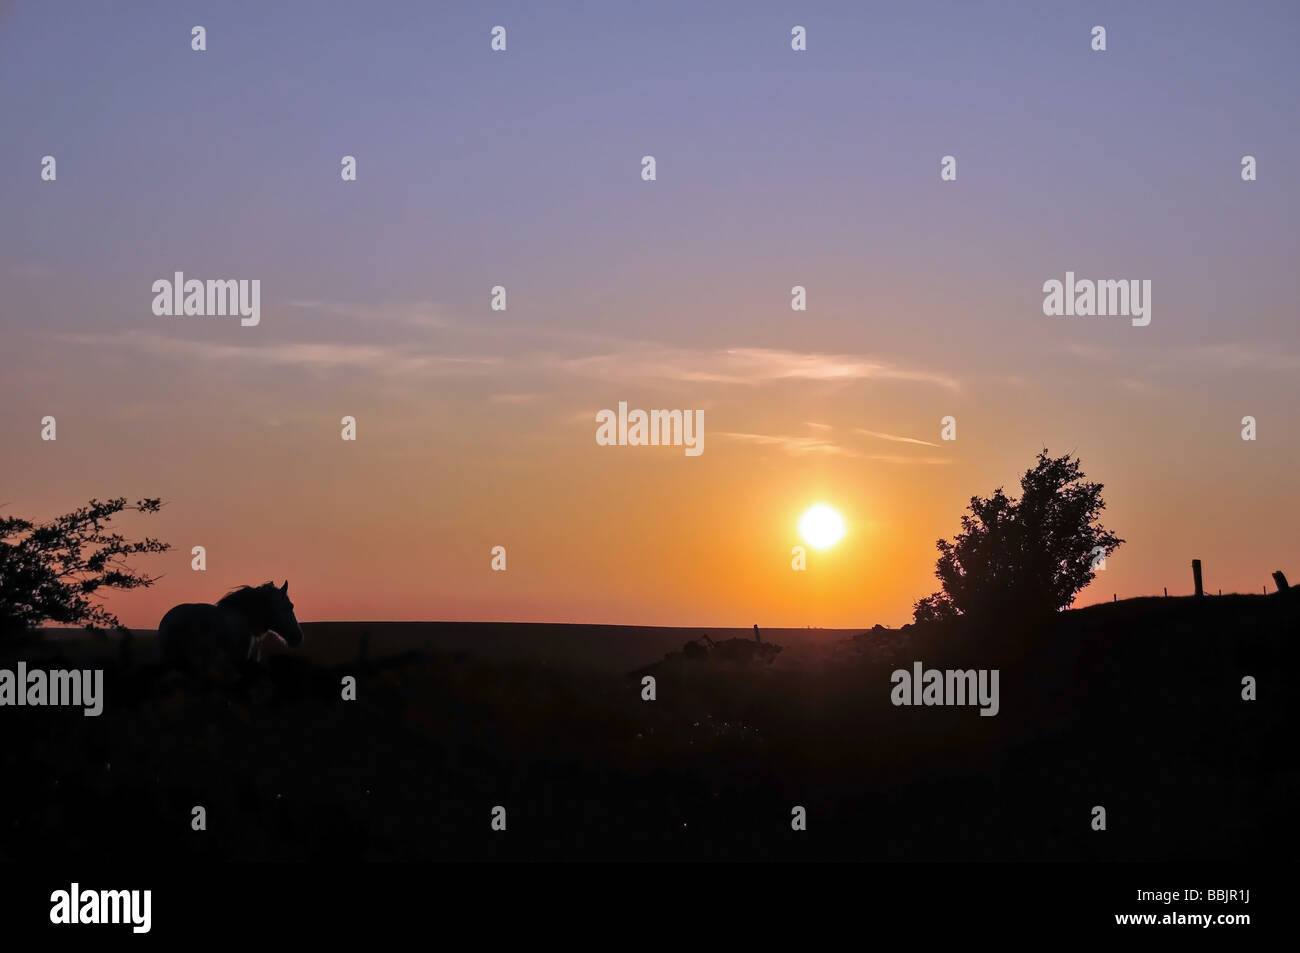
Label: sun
xmin=799 ymin=504 xmax=846 ymax=550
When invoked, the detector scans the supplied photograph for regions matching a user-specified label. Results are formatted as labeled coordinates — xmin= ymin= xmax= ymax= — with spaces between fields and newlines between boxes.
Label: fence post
xmin=1192 ymin=559 xmax=1204 ymax=598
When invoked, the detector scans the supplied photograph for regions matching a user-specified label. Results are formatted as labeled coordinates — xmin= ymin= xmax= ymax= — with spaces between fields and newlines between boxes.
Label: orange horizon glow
xmin=3 ymin=5 xmax=1297 ymax=632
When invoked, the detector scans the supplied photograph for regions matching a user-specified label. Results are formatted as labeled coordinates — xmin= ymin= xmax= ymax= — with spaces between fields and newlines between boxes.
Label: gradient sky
xmin=2 ymin=1 xmax=1297 ymax=629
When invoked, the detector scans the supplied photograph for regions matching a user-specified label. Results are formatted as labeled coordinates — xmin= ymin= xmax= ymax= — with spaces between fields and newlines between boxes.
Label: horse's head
xmin=268 ymin=581 xmax=304 ymax=647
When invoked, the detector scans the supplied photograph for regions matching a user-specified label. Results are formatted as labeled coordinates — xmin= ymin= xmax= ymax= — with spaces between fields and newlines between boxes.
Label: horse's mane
xmin=217 ymin=582 xmax=277 ymax=615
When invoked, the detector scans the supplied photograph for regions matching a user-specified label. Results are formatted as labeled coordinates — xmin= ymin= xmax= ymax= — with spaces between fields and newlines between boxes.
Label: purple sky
xmin=2 ymin=1 xmax=1297 ymax=627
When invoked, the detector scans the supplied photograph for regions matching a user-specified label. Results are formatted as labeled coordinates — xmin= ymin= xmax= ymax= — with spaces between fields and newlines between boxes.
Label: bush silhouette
xmin=0 ymin=497 xmax=169 ymax=638
xmin=914 ymin=450 xmax=1123 ymax=623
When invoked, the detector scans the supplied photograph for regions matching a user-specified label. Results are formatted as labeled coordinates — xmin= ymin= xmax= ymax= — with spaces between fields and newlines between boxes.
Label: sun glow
xmin=799 ymin=504 xmax=846 ymax=550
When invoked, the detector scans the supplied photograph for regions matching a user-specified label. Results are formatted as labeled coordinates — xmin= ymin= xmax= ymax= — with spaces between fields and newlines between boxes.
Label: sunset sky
xmin=2 ymin=1 xmax=1297 ymax=629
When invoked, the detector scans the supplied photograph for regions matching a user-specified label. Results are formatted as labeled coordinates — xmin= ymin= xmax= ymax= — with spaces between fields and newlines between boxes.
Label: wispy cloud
xmin=55 ymin=331 xmax=499 ymax=377
xmin=1068 ymin=341 xmax=1300 ymax=373
xmin=287 ymin=299 xmax=451 ymax=329
xmin=862 ymin=453 xmax=954 ymax=465
xmin=52 ymin=326 xmax=963 ymax=399
xmin=717 ymin=431 xmax=953 ymax=464
xmin=1180 ymin=342 xmax=1300 ymax=372
xmin=562 ymin=346 xmax=960 ymax=391
xmin=1116 ymin=377 xmax=1161 ymax=395
xmin=1065 ymin=343 xmax=1110 ymax=361
xmin=854 ymin=428 xmax=940 ymax=448
xmin=717 ymin=432 xmax=854 ymax=456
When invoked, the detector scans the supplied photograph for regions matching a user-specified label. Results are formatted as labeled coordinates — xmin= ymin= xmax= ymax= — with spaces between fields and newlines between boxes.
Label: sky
xmin=1 ymin=0 xmax=1297 ymax=629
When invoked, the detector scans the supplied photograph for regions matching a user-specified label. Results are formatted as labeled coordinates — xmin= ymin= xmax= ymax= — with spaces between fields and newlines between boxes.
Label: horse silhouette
xmin=157 ymin=581 xmax=303 ymax=673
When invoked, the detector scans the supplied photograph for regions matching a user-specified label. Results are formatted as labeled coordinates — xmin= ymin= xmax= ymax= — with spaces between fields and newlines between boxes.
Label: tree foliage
xmin=0 ymin=497 xmax=170 ymax=637
xmin=913 ymin=451 xmax=1123 ymax=623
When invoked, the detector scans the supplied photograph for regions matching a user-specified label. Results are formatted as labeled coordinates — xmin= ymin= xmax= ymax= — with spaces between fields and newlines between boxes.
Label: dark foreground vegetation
xmin=1 ymin=591 xmax=1295 ymax=862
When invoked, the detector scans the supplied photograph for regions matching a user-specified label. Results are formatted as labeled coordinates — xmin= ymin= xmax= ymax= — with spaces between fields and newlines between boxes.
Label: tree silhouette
xmin=0 ymin=497 xmax=170 ymax=638
xmin=913 ymin=450 xmax=1123 ymax=623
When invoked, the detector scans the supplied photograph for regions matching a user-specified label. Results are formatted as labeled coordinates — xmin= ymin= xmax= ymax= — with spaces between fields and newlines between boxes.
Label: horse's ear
xmin=281 ymin=580 xmax=289 ymax=594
